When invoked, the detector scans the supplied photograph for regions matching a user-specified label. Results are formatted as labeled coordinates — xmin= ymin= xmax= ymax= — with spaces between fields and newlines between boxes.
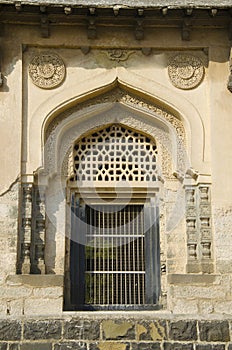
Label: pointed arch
xmin=28 ymin=69 xmax=207 ymax=176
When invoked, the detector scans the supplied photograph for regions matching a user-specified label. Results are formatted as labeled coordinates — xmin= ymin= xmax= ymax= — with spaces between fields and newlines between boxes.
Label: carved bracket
xmin=87 ymin=18 xmax=97 ymax=39
xmin=181 ymin=18 xmax=191 ymax=41
xmin=40 ymin=14 xmax=50 ymax=38
xmin=135 ymin=19 xmax=144 ymax=40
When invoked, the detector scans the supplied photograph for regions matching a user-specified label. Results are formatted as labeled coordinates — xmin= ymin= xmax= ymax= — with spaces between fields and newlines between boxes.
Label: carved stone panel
xmin=168 ymin=54 xmax=205 ymax=90
xmin=20 ymin=183 xmax=33 ymax=274
xmin=185 ymin=184 xmax=213 ymax=273
xmin=29 ymin=52 xmax=66 ymax=89
xmin=102 ymin=49 xmax=135 ymax=62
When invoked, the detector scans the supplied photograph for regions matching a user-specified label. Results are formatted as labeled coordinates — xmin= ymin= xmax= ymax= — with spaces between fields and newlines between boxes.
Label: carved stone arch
xmin=43 ymin=88 xmax=188 ymax=182
xmin=28 ymin=70 xmax=207 ymax=176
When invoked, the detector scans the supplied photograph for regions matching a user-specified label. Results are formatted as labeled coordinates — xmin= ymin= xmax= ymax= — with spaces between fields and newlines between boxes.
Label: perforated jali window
xmin=73 ymin=124 xmax=158 ymax=182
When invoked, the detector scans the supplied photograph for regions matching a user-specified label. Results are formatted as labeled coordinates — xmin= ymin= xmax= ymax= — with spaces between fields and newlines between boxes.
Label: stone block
xmin=137 ymin=320 xmax=167 ymax=341
xmin=54 ymin=342 xmax=87 ymax=350
xmin=102 ymin=320 xmax=135 ymax=340
xmin=164 ymin=343 xmax=194 ymax=350
xmin=0 ymin=286 xmax=32 ymax=299
xmin=63 ymin=319 xmax=100 ymax=340
xmin=214 ymin=301 xmax=232 ymax=314
xmin=198 ymin=321 xmax=230 ymax=342
xmin=171 ymin=298 xmax=198 ymax=314
xmin=168 ymin=320 xmax=197 ymax=341
xmin=0 ymin=343 xmax=7 ymax=350
xmin=21 ymin=344 xmax=52 ymax=350
xmin=24 ymin=320 xmax=62 ymax=340
xmin=172 ymin=285 xmax=228 ymax=299
xmin=89 ymin=343 xmax=129 ymax=350
xmin=196 ymin=345 xmax=225 ymax=350
xmin=131 ymin=342 xmax=161 ymax=350
xmin=7 ymin=275 xmax=64 ymax=287
xmin=0 ymin=320 xmax=22 ymax=341
xmin=198 ymin=301 xmax=214 ymax=315
xmin=168 ymin=274 xmax=217 ymax=285
xmin=0 ymin=301 xmax=6 ymax=316
xmin=32 ymin=287 xmax=63 ymax=298
xmin=9 ymin=345 xmax=19 ymax=350
xmin=23 ymin=298 xmax=63 ymax=316
xmin=7 ymin=299 xmax=24 ymax=316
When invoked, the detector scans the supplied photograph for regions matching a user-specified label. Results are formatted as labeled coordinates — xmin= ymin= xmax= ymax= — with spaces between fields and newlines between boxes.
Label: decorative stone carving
xmin=20 ymin=183 xmax=33 ymax=274
xmin=29 ymin=52 xmax=65 ymax=89
xmin=73 ymin=124 xmax=158 ymax=183
xmin=187 ymin=243 xmax=197 ymax=259
xmin=45 ymin=88 xmax=186 ymax=181
xmin=102 ymin=49 xmax=135 ymax=62
xmin=227 ymin=53 xmax=232 ymax=92
xmin=168 ymin=54 xmax=205 ymax=90
xmin=185 ymin=184 xmax=213 ymax=273
xmin=32 ymin=186 xmax=46 ymax=274
xmin=202 ymin=242 xmax=211 ymax=259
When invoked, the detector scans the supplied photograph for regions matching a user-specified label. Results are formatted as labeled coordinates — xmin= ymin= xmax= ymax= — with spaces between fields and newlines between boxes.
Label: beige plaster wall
xmin=0 ymin=22 xmax=232 ymax=316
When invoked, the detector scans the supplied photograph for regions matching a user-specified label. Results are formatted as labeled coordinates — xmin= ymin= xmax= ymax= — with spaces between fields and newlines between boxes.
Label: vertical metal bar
xmin=133 ymin=205 xmax=137 ymax=304
xmin=120 ymin=207 xmax=122 ymax=304
xmin=124 ymin=206 xmax=127 ymax=304
xmin=137 ymin=207 xmax=141 ymax=304
xmin=141 ymin=208 xmax=145 ymax=304
xmin=98 ymin=206 xmax=100 ymax=304
xmin=128 ymin=205 xmax=131 ymax=304
xmin=102 ymin=205 xmax=105 ymax=305
xmin=94 ymin=208 xmax=98 ymax=304
xmin=115 ymin=208 xmax=118 ymax=305
xmin=111 ymin=206 xmax=114 ymax=304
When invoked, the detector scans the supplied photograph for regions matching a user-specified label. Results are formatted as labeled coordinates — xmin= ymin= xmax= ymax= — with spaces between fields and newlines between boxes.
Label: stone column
xmin=20 ymin=183 xmax=33 ymax=274
xmin=185 ymin=184 xmax=214 ymax=273
xmin=32 ymin=186 xmax=46 ymax=274
xmin=185 ymin=186 xmax=200 ymax=273
xmin=199 ymin=186 xmax=213 ymax=273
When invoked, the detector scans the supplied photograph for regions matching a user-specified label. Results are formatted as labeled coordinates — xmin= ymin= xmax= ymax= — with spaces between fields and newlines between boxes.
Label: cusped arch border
xmin=29 ymin=69 xmax=206 ymax=175
xmin=48 ymin=102 xmax=180 ymax=180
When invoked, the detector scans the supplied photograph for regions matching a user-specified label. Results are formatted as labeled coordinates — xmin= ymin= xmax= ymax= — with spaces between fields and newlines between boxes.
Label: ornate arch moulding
xmin=41 ymin=83 xmax=190 ymax=182
xmin=29 ymin=69 xmax=207 ymax=175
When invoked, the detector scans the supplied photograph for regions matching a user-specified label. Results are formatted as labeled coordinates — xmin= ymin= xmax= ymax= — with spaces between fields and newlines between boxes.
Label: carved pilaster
xmin=199 ymin=185 xmax=213 ymax=273
xmin=185 ymin=186 xmax=200 ymax=272
xmin=186 ymin=184 xmax=213 ymax=273
xmin=31 ymin=186 xmax=46 ymax=274
xmin=20 ymin=183 xmax=33 ymax=274
xmin=227 ymin=49 xmax=232 ymax=93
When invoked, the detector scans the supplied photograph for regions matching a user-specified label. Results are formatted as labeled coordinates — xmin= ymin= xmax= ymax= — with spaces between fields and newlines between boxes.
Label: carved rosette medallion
xmin=168 ymin=54 xmax=204 ymax=90
xmin=29 ymin=52 xmax=65 ymax=89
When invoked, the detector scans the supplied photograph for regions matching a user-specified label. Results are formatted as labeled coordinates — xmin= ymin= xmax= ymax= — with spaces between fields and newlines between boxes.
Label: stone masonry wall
xmin=0 ymin=317 xmax=232 ymax=350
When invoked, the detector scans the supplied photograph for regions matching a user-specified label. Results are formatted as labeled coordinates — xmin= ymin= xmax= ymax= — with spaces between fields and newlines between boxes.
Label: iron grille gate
xmin=85 ymin=205 xmax=145 ymax=306
xmin=70 ymin=198 xmax=160 ymax=310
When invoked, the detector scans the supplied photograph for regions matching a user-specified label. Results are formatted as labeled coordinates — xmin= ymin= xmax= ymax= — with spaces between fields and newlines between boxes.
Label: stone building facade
xmin=0 ymin=0 xmax=232 ymax=348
